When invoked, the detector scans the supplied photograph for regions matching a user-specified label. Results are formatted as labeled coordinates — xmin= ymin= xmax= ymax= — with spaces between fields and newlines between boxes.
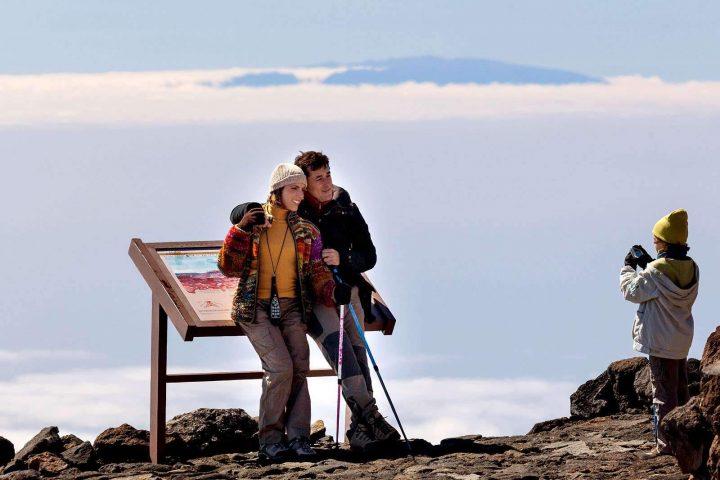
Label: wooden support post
xmin=150 ymin=296 xmax=168 ymax=464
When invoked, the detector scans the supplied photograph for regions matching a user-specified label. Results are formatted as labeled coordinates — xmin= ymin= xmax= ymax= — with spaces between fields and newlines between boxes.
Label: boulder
xmin=165 ymin=408 xmax=258 ymax=459
xmin=661 ymin=396 xmax=712 ymax=476
xmin=59 ymin=435 xmax=83 ymax=452
xmin=528 ymin=417 xmax=574 ymax=434
xmin=702 ymin=327 xmax=720 ymax=437
xmin=13 ymin=427 xmax=62 ymax=463
xmin=1 ymin=459 xmax=26 ymax=475
xmin=571 ymin=357 xmax=701 ymax=419
xmin=707 ymin=435 xmax=720 ymax=480
xmin=310 ymin=420 xmax=326 ymax=444
xmin=607 ymin=357 xmax=649 ymax=413
xmin=26 ymin=452 xmax=68 ymax=477
xmin=570 ymin=370 xmax=615 ymax=418
xmin=60 ymin=441 xmax=96 ymax=470
xmin=93 ymin=424 xmax=149 ymax=464
xmin=0 ymin=437 xmax=14 ymax=467
xmin=0 ymin=470 xmax=41 ymax=479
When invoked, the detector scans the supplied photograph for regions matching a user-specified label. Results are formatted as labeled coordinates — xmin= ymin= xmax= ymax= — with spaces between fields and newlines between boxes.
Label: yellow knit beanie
xmin=652 ymin=209 xmax=688 ymax=245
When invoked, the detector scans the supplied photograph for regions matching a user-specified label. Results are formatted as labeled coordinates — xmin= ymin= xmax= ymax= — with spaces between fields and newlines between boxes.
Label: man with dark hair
xmin=293 ymin=151 xmax=399 ymax=450
xmin=229 ymin=151 xmax=400 ymax=451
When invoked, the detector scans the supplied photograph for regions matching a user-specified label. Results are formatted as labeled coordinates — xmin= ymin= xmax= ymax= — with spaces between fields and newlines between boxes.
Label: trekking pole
xmin=346 ymin=301 xmax=413 ymax=454
xmin=651 ymin=404 xmax=659 ymax=449
xmin=331 ymin=269 xmax=412 ymax=454
xmin=334 ymin=303 xmax=345 ymax=448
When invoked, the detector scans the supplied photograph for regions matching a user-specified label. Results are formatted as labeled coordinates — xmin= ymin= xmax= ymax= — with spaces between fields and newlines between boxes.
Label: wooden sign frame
xmin=128 ymin=238 xmax=397 ymax=463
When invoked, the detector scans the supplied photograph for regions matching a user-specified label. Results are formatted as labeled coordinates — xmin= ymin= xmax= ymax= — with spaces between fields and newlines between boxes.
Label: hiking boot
xmin=347 ymin=422 xmax=380 ymax=452
xmin=363 ymin=408 xmax=401 ymax=442
xmin=258 ymin=442 xmax=290 ymax=462
xmin=287 ymin=436 xmax=317 ymax=459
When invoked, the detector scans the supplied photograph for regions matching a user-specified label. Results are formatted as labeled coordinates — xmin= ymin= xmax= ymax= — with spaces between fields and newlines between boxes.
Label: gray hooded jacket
xmin=620 ymin=259 xmax=699 ymax=359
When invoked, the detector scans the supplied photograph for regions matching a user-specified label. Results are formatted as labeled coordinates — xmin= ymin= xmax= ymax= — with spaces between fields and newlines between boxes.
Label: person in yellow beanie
xmin=620 ymin=209 xmax=699 ymax=456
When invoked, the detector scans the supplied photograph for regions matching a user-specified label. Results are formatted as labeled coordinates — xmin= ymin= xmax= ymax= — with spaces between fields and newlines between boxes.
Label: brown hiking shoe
xmin=363 ymin=408 xmax=401 ymax=442
xmin=348 ymin=422 xmax=379 ymax=451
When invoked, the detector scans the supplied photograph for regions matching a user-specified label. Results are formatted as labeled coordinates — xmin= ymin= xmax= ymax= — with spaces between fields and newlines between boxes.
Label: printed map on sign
xmin=159 ymin=249 xmax=238 ymax=322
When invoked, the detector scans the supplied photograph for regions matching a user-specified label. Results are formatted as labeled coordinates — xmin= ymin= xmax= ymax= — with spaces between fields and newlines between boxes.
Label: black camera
xmin=230 ymin=201 xmax=265 ymax=225
xmin=631 ymin=246 xmax=647 ymax=260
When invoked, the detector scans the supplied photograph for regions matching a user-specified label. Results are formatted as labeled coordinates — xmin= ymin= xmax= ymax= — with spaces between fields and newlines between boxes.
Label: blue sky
xmin=2 ymin=0 xmax=719 ymax=80
xmin=2 ymin=2 xmax=720 ymax=449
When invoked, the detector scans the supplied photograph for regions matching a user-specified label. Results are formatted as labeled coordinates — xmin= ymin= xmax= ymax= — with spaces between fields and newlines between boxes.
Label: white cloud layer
xmin=1 ymin=68 xmax=720 ymax=126
xmin=0 ymin=365 xmax=574 ymax=450
xmin=0 ymin=349 xmax=99 ymax=363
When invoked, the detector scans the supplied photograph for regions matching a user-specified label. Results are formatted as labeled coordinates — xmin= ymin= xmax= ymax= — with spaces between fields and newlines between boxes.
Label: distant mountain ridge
xmin=324 ymin=56 xmax=602 ymax=86
xmin=214 ymin=56 xmax=602 ymax=88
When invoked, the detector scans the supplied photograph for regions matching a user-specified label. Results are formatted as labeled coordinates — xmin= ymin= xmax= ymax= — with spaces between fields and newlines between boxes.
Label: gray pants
xmin=240 ymin=298 xmax=310 ymax=445
xmin=308 ymin=286 xmax=374 ymax=422
xmin=650 ymin=355 xmax=689 ymax=450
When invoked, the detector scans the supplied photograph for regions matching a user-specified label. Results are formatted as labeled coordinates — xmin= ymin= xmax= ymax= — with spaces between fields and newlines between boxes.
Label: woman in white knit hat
xmin=218 ymin=163 xmax=337 ymax=461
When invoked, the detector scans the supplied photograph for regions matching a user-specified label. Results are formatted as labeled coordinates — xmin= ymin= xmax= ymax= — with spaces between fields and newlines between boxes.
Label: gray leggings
xmin=308 ymin=286 xmax=374 ymax=421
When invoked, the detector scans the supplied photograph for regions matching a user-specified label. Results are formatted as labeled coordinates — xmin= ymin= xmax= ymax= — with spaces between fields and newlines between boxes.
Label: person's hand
xmin=633 ymin=245 xmax=654 ymax=269
xmin=624 ymin=249 xmax=638 ymax=269
xmin=322 ymin=248 xmax=341 ymax=266
xmin=334 ymin=281 xmax=352 ymax=305
xmin=236 ymin=207 xmax=266 ymax=232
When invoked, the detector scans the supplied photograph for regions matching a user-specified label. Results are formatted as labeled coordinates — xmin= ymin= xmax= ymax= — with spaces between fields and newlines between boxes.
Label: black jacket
xmin=297 ymin=187 xmax=376 ymax=284
xmin=297 ymin=186 xmax=377 ymax=322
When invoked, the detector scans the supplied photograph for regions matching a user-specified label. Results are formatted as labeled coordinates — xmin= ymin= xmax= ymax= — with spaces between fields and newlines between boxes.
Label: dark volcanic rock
xmin=661 ymin=326 xmax=720 ymax=479
xmin=528 ymin=416 xmax=574 ymax=434
xmin=0 ymin=470 xmax=41 ymax=479
xmin=58 ymin=436 xmax=82 ymax=453
xmin=571 ymin=357 xmax=701 ymax=419
xmin=2 ymin=414 xmax=691 ymax=479
xmin=662 ymin=396 xmax=712 ymax=475
xmin=60 ymin=442 xmax=96 ymax=471
xmin=26 ymin=452 xmax=68 ymax=477
xmin=93 ymin=424 xmax=149 ymax=464
xmin=13 ymin=428 xmax=61 ymax=463
xmin=570 ymin=370 xmax=615 ymax=418
xmin=1 ymin=459 xmax=26 ymax=475
xmin=165 ymin=408 xmax=258 ymax=459
xmin=0 ymin=437 xmax=14 ymax=467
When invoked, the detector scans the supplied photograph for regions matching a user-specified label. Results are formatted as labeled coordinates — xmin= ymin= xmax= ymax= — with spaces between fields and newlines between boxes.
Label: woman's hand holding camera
xmin=236 ymin=208 xmax=270 ymax=232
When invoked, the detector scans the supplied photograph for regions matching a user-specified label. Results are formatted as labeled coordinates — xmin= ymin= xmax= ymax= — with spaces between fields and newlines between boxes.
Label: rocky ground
xmin=2 ymin=354 xmax=708 ymax=480
xmin=0 ymin=412 xmax=688 ymax=479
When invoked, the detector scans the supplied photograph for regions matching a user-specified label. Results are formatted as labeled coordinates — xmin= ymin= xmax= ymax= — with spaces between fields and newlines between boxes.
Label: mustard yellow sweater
xmin=257 ymin=206 xmax=297 ymax=299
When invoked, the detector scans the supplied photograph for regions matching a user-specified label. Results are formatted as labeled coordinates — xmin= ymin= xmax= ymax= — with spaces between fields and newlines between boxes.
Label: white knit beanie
xmin=269 ymin=163 xmax=307 ymax=192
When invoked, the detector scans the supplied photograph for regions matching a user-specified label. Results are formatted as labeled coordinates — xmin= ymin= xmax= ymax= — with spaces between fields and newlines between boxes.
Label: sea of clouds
xmin=0 ymin=349 xmax=574 ymax=449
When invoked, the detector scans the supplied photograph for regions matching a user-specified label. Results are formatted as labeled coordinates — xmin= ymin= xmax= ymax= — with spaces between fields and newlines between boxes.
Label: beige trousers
xmin=240 ymin=298 xmax=310 ymax=445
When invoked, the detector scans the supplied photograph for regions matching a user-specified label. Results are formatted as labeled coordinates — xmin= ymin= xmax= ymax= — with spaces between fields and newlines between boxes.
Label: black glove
xmin=633 ymin=245 xmax=654 ymax=269
xmin=624 ymin=249 xmax=638 ymax=269
xmin=333 ymin=281 xmax=352 ymax=306
xmin=625 ymin=245 xmax=653 ymax=270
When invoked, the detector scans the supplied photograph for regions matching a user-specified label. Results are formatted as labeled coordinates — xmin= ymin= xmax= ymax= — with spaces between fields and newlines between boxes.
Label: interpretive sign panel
xmin=129 ymin=238 xmax=396 ymax=341
xmin=158 ymin=249 xmax=239 ymax=322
